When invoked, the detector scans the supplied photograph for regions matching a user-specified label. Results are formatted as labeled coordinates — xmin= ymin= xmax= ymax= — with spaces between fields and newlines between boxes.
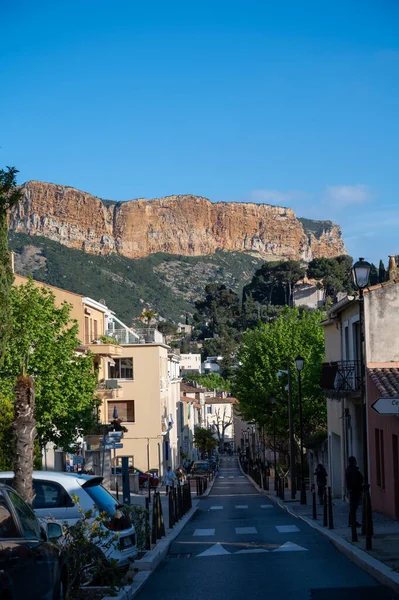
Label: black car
xmin=0 ymin=483 xmax=67 ymax=600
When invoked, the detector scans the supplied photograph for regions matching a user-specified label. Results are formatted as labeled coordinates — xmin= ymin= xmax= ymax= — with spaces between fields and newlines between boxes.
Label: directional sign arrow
xmin=371 ymin=397 xmax=399 ymax=415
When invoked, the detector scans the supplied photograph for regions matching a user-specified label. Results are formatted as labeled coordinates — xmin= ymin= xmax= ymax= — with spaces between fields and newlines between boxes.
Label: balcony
xmin=96 ymin=380 xmax=124 ymax=400
xmin=107 ymin=328 xmax=165 ymax=345
xmin=87 ymin=342 xmax=122 ymax=357
xmin=320 ymin=360 xmax=361 ymax=396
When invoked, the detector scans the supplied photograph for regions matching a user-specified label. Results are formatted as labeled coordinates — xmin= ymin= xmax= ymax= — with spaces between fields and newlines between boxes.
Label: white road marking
xmin=275 ymin=525 xmax=300 ymax=533
xmin=273 ymin=541 xmax=308 ymax=552
xmin=235 ymin=505 xmax=248 ymax=509
xmin=229 ymin=476 xmax=235 ymax=478
xmin=197 ymin=544 xmax=230 ymax=557
xmin=235 ymin=527 xmax=257 ymax=535
xmin=235 ymin=548 xmax=269 ymax=554
xmin=194 ymin=529 xmax=215 ymax=536
xmin=261 ymin=505 xmax=273 ymax=509
xmin=209 ymin=506 xmax=223 ymax=510
xmin=219 ymin=476 xmax=224 ymax=478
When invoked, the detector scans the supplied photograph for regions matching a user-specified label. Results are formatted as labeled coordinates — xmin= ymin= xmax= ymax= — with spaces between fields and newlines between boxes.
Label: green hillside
xmin=8 ymin=232 xmax=263 ymax=323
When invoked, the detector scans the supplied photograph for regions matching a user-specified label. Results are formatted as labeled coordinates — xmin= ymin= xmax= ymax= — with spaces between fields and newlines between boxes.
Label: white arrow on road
xmin=273 ymin=541 xmax=308 ymax=552
xmin=371 ymin=397 xmax=399 ymax=415
xmin=197 ymin=544 xmax=231 ymax=557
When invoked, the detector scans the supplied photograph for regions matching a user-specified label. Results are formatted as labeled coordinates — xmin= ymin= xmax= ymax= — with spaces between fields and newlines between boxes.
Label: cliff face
xmin=10 ymin=181 xmax=346 ymax=261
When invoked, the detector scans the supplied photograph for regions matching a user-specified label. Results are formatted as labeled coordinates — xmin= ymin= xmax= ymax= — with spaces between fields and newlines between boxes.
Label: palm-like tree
xmin=140 ymin=309 xmax=157 ymax=341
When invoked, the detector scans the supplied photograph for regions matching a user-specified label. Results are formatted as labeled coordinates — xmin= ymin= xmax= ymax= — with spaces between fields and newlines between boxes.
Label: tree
xmin=157 ymin=321 xmax=178 ymax=342
xmin=193 ymin=284 xmax=240 ymax=338
xmin=140 ymin=309 xmax=157 ymax=338
xmin=307 ymin=255 xmax=353 ymax=303
xmin=0 ymin=166 xmax=22 ymax=363
xmin=0 ymin=279 xmax=99 ymax=468
xmin=369 ymin=263 xmax=379 ymax=286
xmin=233 ymin=307 xmax=326 ymax=459
xmin=182 ymin=372 xmax=231 ymax=392
xmin=242 ymin=260 xmax=305 ymax=309
xmin=193 ymin=426 xmax=218 ymax=456
xmin=213 ymin=406 xmax=233 ymax=451
xmin=379 ymin=259 xmax=386 ymax=283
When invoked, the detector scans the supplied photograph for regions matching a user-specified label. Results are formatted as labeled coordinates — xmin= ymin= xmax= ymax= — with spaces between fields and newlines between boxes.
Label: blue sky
xmin=2 ymin=1 xmax=399 ymax=265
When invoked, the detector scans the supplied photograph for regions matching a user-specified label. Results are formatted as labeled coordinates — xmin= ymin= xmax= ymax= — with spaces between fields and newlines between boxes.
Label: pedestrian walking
xmin=164 ymin=465 xmax=177 ymax=496
xmin=314 ymin=464 xmax=328 ymax=505
xmin=345 ymin=456 xmax=363 ymax=527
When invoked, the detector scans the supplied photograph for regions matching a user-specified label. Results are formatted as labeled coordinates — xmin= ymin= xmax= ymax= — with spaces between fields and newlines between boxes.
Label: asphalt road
xmin=137 ymin=457 xmax=398 ymax=600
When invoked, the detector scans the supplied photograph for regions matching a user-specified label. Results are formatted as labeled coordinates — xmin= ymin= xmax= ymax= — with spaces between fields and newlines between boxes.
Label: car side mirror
xmin=47 ymin=522 xmax=63 ymax=540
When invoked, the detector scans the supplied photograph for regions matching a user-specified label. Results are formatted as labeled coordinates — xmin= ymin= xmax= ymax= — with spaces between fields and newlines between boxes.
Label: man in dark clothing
xmin=314 ymin=464 xmax=328 ymax=505
xmin=345 ymin=456 xmax=363 ymax=527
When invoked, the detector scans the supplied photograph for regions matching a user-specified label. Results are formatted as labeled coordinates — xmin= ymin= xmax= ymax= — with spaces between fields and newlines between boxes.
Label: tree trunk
xmin=13 ymin=375 xmax=36 ymax=503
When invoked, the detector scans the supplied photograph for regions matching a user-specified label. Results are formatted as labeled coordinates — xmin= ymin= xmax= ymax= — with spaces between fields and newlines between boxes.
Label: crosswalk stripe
xmin=194 ymin=529 xmax=215 ymax=536
xmin=235 ymin=526 xmax=257 ymax=534
xmin=235 ymin=505 xmax=248 ymax=509
xmin=209 ymin=506 xmax=223 ymax=510
xmin=275 ymin=525 xmax=300 ymax=533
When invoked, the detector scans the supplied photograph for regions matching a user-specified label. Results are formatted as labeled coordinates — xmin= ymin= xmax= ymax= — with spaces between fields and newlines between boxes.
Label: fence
xmin=168 ymin=482 xmax=192 ymax=529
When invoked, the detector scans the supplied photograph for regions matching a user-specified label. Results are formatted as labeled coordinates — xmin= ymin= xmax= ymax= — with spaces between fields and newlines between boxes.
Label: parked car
xmin=115 ymin=466 xmax=159 ymax=489
xmin=0 ymin=482 xmax=67 ymax=600
xmin=191 ymin=461 xmax=211 ymax=475
xmin=0 ymin=472 xmax=138 ymax=568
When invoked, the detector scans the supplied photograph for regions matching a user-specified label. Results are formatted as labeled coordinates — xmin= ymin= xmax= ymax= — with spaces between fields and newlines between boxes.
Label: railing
xmin=320 ymin=360 xmax=361 ymax=394
xmin=107 ymin=328 xmax=165 ymax=345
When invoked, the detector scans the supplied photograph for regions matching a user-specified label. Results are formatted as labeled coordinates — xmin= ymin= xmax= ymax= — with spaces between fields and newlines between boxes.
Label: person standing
xmin=314 ymin=464 xmax=328 ymax=505
xmin=345 ymin=456 xmax=363 ymax=527
xmin=164 ymin=465 xmax=177 ymax=496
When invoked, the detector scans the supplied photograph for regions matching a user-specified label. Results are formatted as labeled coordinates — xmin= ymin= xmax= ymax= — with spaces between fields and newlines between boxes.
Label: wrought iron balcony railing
xmin=320 ymin=360 xmax=361 ymax=395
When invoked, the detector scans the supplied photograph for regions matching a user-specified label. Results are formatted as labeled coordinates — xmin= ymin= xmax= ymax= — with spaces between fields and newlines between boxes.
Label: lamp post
xmin=352 ymin=257 xmax=373 ymax=549
xmin=295 ymin=355 xmax=307 ymax=505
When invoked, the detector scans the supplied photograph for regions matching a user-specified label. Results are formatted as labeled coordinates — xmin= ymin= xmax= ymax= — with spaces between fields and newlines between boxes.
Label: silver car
xmin=0 ymin=471 xmax=138 ymax=567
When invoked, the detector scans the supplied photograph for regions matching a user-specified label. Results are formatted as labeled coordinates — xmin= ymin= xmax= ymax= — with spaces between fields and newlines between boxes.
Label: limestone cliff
xmin=10 ymin=181 xmax=345 ymax=261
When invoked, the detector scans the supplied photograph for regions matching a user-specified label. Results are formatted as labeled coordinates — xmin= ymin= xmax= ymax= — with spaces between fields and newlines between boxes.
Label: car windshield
xmin=84 ymin=484 xmax=118 ymax=516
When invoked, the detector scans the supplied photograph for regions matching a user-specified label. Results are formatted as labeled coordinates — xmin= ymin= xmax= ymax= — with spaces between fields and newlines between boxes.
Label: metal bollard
xmin=151 ymin=492 xmax=158 ymax=544
xmin=158 ymin=492 xmax=166 ymax=537
xmin=145 ymin=497 xmax=151 ymax=549
xmin=173 ymin=487 xmax=178 ymax=522
xmin=312 ymin=487 xmax=317 ymax=520
xmin=328 ymin=487 xmax=334 ymax=530
xmin=323 ymin=488 xmax=328 ymax=527
xmin=168 ymin=489 xmax=174 ymax=529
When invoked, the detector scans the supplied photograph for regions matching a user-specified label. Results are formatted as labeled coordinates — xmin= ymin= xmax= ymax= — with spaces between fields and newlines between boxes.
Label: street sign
xmin=108 ymin=431 xmax=123 ymax=439
xmin=104 ymin=443 xmax=123 ymax=450
xmin=371 ymin=397 xmax=399 ymax=415
xmin=73 ymin=455 xmax=84 ymax=465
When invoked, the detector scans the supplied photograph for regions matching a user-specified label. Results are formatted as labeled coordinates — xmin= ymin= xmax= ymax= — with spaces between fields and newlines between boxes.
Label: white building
xmin=180 ymin=353 xmax=202 ymax=373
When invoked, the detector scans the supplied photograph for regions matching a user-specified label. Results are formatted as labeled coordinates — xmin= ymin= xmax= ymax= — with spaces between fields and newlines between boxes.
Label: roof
xmin=368 ymin=367 xmax=399 ymax=397
xmin=180 ymin=382 xmax=206 ymax=393
xmin=328 ymin=278 xmax=399 ymax=318
xmin=205 ymin=397 xmax=238 ymax=404
xmin=180 ymin=396 xmax=194 ymax=403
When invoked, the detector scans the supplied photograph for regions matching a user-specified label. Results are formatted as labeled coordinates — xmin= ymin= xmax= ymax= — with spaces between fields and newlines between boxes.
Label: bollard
xmin=323 ymin=488 xmax=328 ymax=527
xmin=145 ymin=497 xmax=151 ymax=549
xmin=168 ymin=489 xmax=175 ymax=529
xmin=177 ymin=484 xmax=183 ymax=518
xmin=188 ymin=480 xmax=192 ymax=508
xmin=157 ymin=492 xmax=166 ymax=538
xmin=116 ymin=481 xmax=119 ymax=503
xmin=281 ymin=476 xmax=285 ymax=501
xmin=151 ymin=492 xmax=158 ymax=544
xmin=173 ymin=487 xmax=178 ymax=522
xmin=312 ymin=488 xmax=317 ymax=520
xmin=328 ymin=487 xmax=334 ymax=530
xmin=196 ymin=477 xmax=199 ymax=496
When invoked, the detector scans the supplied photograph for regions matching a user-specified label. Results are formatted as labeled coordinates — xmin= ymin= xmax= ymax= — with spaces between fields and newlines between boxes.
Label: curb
xmin=241 ymin=467 xmax=399 ymax=596
xmin=102 ymin=572 xmax=151 ymax=600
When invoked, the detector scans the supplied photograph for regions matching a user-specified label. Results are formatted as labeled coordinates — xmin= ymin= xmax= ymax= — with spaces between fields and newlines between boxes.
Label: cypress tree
xmin=0 ymin=167 xmax=22 ymax=364
xmin=378 ymin=259 xmax=386 ymax=283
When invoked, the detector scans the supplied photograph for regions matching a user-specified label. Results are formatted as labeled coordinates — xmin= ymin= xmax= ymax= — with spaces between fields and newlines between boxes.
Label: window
xmin=32 ymin=481 xmax=73 ymax=509
xmin=108 ymin=400 xmax=135 ymax=422
xmin=84 ymin=485 xmax=118 ymax=516
xmin=375 ymin=428 xmax=386 ymax=489
xmin=93 ymin=319 xmax=98 ymax=340
xmin=207 ymin=405 xmax=212 ymax=414
xmin=9 ymin=491 xmax=41 ymax=539
xmin=108 ymin=358 xmax=134 ymax=379
xmin=85 ymin=317 xmax=89 ymax=345
xmin=0 ymin=500 xmax=19 ymax=538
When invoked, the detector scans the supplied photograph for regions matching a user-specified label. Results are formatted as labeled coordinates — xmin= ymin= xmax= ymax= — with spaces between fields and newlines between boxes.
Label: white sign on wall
xmin=371 ymin=397 xmax=399 ymax=415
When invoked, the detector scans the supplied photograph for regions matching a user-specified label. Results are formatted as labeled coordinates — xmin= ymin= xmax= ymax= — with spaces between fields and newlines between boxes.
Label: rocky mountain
xmin=10 ymin=181 xmax=345 ymax=262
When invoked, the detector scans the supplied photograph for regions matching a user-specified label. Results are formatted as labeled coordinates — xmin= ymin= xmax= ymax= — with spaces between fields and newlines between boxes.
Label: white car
xmin=0 ymin=471 xmax=138 ymax=567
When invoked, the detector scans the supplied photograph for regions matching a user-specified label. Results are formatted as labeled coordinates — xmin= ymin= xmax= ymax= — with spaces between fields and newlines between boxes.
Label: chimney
xmin=9 ymin=251 xmax=14 ymax=274
xmin=388 ymin=255 xmax=398 ymax=281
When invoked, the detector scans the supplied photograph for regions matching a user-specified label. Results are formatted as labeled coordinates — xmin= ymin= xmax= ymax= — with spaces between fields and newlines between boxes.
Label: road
xmin=137 ymin=457 xmax=398 ymax=600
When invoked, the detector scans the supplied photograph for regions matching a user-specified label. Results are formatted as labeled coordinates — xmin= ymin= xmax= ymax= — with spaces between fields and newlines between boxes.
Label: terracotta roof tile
xmin=180 ymin=382 xmax=206 ymax=393
xmin=368 ymin=367 xmax=399 ymax=397
xmin=205 ymin=397 xmax=238 ymax=404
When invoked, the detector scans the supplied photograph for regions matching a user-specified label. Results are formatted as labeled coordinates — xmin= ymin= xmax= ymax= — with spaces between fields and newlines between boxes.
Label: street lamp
xmin=352 ymin=257 xmax=372 ymax=549
xmin=295 ymin=355 xmax=307 ymax=505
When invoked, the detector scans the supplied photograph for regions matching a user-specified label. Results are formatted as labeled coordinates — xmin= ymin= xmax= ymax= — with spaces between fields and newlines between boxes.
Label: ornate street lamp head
xmin=352 ymin=257 xmax=372 ymax=291
xmin=295 ymin=355 xmax=305 ymax=372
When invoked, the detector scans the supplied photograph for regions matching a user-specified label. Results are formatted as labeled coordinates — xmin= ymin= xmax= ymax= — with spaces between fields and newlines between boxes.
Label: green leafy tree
xmin=193 ymin=426 xmax=218 ymax=456
xmin=157 ymin=321 xmax=178 ymax=342
xmin=234 ymin=307 xmax=326 ymax=457
xmin=182 ymin=372 xmax=231 ymax=392
xmin=193 ymin=284 xmax=240 ymax=338
xmin=0 ymin=166 xmax=22 ymax=364
xmin=242 ymin=260 xmax=305 ymax=309
xmin=369 ymin=263 xmax=379 ymax=286
xmin=307 ymin=255 xmax=353 ymax=303
xmin=0 ymin=279 xmax=99 ymax=463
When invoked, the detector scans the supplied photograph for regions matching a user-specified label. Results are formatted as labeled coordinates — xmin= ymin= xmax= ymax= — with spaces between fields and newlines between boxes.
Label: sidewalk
xmin=266 ymin=478 xmax=399 ymax=593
